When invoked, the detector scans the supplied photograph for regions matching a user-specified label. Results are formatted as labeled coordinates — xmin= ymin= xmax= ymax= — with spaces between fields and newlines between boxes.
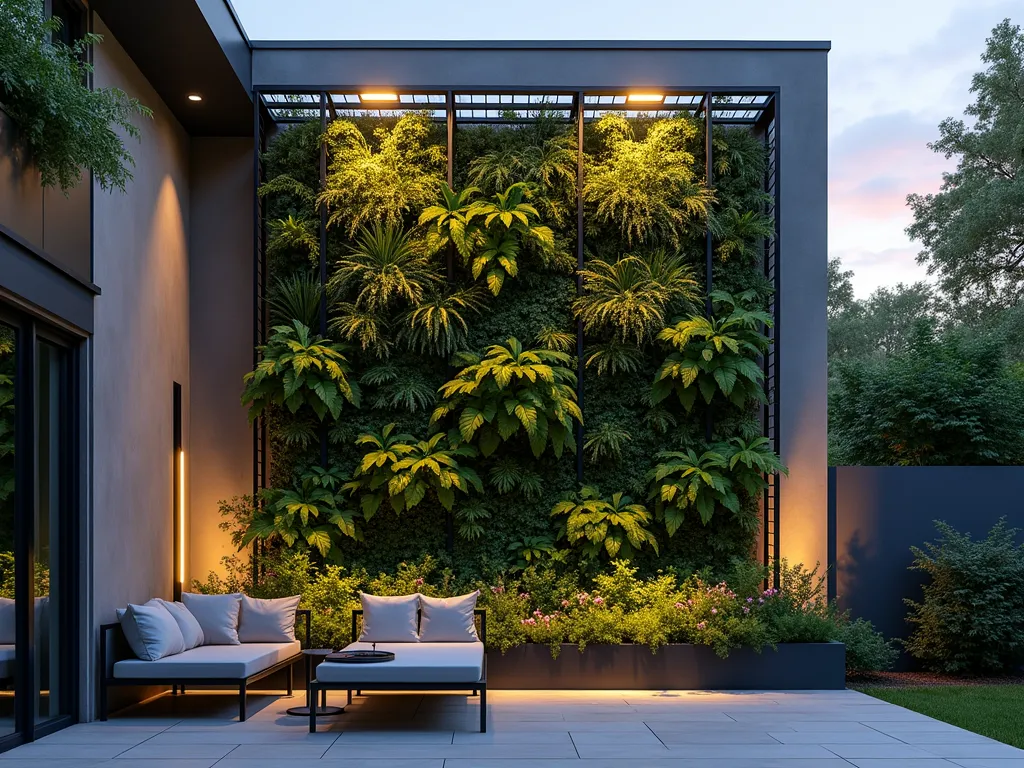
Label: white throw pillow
xmin=180 ymin=593 xmax=242 ymax=645
xmin=359 ymin=593 xmax=420 ymax=643
xmin=117 ymin=601 xmax=186 ymax=661
xmin=156 ymin=599 xmax=205 ymax=649
xmin=0 ymin=597 xmax=14 ymax=645
xmin=418 ymin=591 xmax=480 ymax=642
xmin=238 ymin=594 xmax=301 ymax=643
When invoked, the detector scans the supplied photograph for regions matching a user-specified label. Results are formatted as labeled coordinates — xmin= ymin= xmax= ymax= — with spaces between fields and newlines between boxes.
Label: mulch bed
xmin=848 ymin=671 xmax=1024 ymax=689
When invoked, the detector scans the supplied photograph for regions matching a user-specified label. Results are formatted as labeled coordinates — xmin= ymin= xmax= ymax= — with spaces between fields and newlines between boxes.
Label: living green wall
xmin=244 ymin=106 xmax=777 ymax=583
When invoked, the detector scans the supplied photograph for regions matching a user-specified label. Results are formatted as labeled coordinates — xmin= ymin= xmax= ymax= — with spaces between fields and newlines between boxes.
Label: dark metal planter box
xmin=487 ymin=643 xmax=846 ymax=690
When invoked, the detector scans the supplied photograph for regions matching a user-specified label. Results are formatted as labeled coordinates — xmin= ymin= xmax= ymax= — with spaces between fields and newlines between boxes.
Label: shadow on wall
xmin=831 ymin=465 xmax=1024 ymax=665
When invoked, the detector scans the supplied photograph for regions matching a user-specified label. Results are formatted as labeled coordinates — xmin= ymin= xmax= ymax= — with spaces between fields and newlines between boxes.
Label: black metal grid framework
xmin=252 ymin=87 xmax=782 ymax=567
xmin=172 ymin=382 xmax=182 ymax=601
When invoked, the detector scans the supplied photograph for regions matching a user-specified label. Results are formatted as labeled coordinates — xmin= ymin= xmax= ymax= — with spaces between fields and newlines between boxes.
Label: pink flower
xmin=491 ymin=585 xmax=504 ymax=594
xmin=518 ymin=592 xmax=530 ymax=600
xmin=758 ymin=598 xmax=764 ymax=604
xmin=675 ymin=602 xmax=685 ymax=610
xmin=696 ymin=622 xmax=706 ymax=630
xmin=561 ymin=599 xmax=570 ymax=607
xmin=687 ymin=599 xmax=694 ymax=606
xmin=414 ymin=578 xmax=424 ymax=586
xmin=746 ymin=597 xmax=754 ymax=604
xmin=711 ymin=608 xmax=718 ymax=615
xmin=743 ymin=607 xmax=750 ymax=615
xmin=593 ymin=596 xmax=604 ymax=606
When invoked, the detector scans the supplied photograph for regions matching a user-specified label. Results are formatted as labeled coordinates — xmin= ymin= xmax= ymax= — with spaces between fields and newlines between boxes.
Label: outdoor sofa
xmin=310 ymin=604 xmax=487 ymax=733
xmin=100 ymin=594 xmax=309 ymax=721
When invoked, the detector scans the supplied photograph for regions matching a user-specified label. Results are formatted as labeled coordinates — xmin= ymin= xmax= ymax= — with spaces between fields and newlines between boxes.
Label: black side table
xmin=286 ymin=649 xmax=344 ymax=717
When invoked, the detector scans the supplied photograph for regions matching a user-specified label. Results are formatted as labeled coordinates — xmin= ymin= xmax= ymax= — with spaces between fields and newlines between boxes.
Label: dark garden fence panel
xmin=829 ymin=465 xmax=1024 ymax=651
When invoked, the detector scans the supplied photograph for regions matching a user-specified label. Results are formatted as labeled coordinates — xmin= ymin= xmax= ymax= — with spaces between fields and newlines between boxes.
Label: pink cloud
xmin=829 ymin=112 xmax=951 ymax=220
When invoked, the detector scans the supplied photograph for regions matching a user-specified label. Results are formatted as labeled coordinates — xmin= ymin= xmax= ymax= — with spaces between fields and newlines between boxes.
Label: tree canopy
xmin=906 ymin=20 xmax=1024 ymax=312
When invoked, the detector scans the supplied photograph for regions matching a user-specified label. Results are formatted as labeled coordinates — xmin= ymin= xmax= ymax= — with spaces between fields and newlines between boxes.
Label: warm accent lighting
xmin=627 ymin=93 xmax=665 ymax=103
xmin=178 ymin=449 xmax=185 ymax=583
xmin=360 ymin=92 xmax=399 ymax=102
xmin=187 ymin=94 xmax=203 ymax=102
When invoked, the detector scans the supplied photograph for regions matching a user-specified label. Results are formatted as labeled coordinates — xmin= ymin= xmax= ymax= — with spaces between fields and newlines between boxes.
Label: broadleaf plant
xmin=241 ymin=320 xmax=360 ymax=423
xmin=551 ymin=486 xmax=658 ymax=561
xmin=345 ymin=424 xmax=483 ymax=517
xmin=431 ymin=338 xmax=582 ymax=458
xmin=652 ymin=290 xmax=772 ymax=411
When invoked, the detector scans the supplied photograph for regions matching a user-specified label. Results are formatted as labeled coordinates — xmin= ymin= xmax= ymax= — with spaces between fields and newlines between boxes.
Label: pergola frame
xmin=248 ymin=40 xmax=831 ymax=579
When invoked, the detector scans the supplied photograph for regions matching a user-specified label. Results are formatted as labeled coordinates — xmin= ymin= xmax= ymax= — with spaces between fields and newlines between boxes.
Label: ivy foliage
xmin=431 ymin=338 xmax=582 ymax=458
xmin=0 ymin=0 xmax=151 ymax=191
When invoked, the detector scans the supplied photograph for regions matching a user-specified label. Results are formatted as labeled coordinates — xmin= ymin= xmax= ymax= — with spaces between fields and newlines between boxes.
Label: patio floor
xmin=3 ymin=688 xmax=1023 ymax=767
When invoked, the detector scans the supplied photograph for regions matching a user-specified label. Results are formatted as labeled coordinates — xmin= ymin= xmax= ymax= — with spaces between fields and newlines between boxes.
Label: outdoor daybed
xmin=309 ymin=602 xmax=487 ymax=733
xmin=100 ymin=594 xmax=309 ymax=721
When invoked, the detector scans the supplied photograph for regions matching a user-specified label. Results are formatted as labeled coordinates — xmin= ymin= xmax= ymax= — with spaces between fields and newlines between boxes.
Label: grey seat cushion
xmin=315 ymin=642 xmax=484 ymax=684
xmin=112 ymin=641 xmax=299 ymax=679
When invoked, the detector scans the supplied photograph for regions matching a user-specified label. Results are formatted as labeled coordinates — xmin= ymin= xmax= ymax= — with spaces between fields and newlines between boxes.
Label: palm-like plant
xmin=360 ymin=363 xmax=437 ymax=412
xmin=710 ymin=208 xmax=775 ymax=261
xmin=241 ymin=320 xmax=360 ymax=423
xmin=318 ymin=114 xmax=445 ymax=236
xmin=330 ymin=224 xmax=441 ymax=313
xmin=419 ymin=181 xmax=478 ymax=258
xmin=487 ymin=458 xmax=543 ymax=499
xmin=468 ymin=182 xmax=554 ymax=250
xmin=431 ymin=338 xmax=582 ymax=458
xmin=575 ymin=252 xmax=697 ymax=344
xmin=454 ymin=500 xmax=491 ymax=540
xmin=268 ymin=273 xmax=324 ymax=329
xmin=398 ymin=287 xmax=485 ymax=356
xmin=345 ymin=425 xmax=482 ymax=515
xmin=724 ymin=436 xmax=789 ymax=497
xmin=584 ymin=340 xmax=645 ymax=376
xmin=267 ymin=215 xmax=319 ymax=263
xmin=583 ymin=114 xmax=714 ymax=247
xmin=551 ymin=486 xmax=658 ymax=561
xmin=329 ymin=303 xmax=393 ymax=360
xmin=536 ymin=326 xmax=575 ymax=353
xmin=652 ymin=291 xmax=772 ymax=411
xmin=243 ymin=465 xmax=361 ymax=557
xmin=584 ymin=422 xmax=633 ymax=462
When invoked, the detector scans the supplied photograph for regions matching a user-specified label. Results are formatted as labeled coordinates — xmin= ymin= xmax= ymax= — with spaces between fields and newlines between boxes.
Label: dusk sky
xmin=232 ymin=0 xmax=1018 ymax=298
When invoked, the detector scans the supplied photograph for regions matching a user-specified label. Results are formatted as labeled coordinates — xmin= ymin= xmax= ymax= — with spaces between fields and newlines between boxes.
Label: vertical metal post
xmin=704 ymin=92 xmax=714 ymax=442
xmin=319 ymin=93 xmax=329 ymax=469
xmin=14 ymin=320 xmax=35 ymax=741
xmin=251 ymin=90 xmax=266 ymax=588
xmin=575 ymin=92 xmax=585 ymax=485
xmin=446 ymin=91 xmax=455 ymax=282
xmin=172 ymin=382 xmax=182 ymax=601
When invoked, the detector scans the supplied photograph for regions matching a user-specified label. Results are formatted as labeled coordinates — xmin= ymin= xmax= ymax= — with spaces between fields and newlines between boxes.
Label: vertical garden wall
xmin=234 ymin=87 xmax=786 ymax=584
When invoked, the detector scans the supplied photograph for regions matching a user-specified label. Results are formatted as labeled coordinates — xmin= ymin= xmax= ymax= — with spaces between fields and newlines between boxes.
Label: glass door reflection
xmin=0 ymin=324 xmax=16 ymax=738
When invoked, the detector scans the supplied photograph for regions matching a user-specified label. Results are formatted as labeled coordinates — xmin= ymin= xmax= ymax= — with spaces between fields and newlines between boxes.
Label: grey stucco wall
xmin=188 ymin=137 xmax=253 ymax=583
xmin=90 ymin=14 xmax=190 ymax=713
xmin=253 ymin=44 xmax=831 ymax=572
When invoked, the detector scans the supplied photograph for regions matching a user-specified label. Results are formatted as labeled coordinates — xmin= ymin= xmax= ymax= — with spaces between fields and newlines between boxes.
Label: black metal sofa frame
xmin=99 ymin=609 xmax=311 ymax=721
xmin=309 ymin=608 xmax=487 ymax=733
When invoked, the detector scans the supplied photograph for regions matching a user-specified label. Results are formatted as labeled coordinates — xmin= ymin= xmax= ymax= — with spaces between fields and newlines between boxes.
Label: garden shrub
xmin=838 ymin=618 xmax=898 ymax=676
xmin=904 ymin=519 xmax=1024 ymax=674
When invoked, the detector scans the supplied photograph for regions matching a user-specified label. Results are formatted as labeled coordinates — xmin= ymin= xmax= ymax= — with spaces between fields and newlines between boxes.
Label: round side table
xmin=286 ymin=649 xmax=345 ymax=717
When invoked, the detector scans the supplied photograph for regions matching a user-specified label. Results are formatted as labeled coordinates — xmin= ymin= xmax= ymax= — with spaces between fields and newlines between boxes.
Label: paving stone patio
xmin=2 ymin=688 xmax=1023 ymax=767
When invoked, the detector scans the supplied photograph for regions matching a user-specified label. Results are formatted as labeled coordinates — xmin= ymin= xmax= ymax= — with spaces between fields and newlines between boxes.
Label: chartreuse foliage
xmin=431 ymin=338 xmax=582 ymax=458
xmin=652 ymin=290 xmax=772 ymax=411
xmin=345 ymin=424 xmax=483 ymax=516
xmin=243 ymin=465 xmax=361 ymax=558
xmin=647 ymin=438 xmax=787 ymax=532
xmin=551 ymin=486 xmax=658 ymax=561
xmin=241 ymin=320 xmax=360 ymax=422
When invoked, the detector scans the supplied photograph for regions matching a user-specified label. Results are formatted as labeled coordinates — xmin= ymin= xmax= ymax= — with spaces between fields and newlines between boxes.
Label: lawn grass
xmin=860 ymin=685 xmax=1024 ymax=749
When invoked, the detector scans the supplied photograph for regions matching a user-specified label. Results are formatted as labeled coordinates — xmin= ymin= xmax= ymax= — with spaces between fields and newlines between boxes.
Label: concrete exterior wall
xmin=90 ymin=11 xmax=190 ymax=694
xmin=253 ymin=44 xmax=831 ymax=572
xmin=188 ymin=137 xmax=253 ymax=583
xmin=0 ymin=108 xmax=92 ymax=282
xmin=832 ymin=465 xmax=1024 ymax=658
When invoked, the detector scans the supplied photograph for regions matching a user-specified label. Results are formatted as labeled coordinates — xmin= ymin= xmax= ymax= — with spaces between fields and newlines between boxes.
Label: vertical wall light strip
xmin=172 ymin=382 xmax=182 ymax=601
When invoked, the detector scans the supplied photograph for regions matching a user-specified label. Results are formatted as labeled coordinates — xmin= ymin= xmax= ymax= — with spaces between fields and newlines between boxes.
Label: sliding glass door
xmin=0 ymin=309 xmax=79 ymax=751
